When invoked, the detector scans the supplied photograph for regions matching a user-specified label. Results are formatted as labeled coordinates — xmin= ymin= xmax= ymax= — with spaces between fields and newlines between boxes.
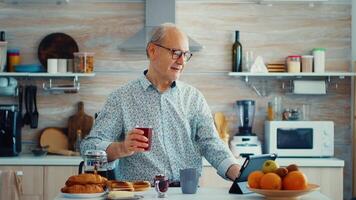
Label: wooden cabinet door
xmin=43 ymin=166 xmax=78 ymax=200
xmin=200 ymin=166 xmax=231 ymax=188
xmin=0 ymin=166 xmax=43 ymax=200
xmin=300 ymin=167 xmax=343 ymax=200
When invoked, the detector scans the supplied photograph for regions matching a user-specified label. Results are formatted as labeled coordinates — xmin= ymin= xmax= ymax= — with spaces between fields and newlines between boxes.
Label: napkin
xmin=0 ymin=170 xmax=22 ymax=200
xmin=250 ymin=56 xmax=268 ymax=73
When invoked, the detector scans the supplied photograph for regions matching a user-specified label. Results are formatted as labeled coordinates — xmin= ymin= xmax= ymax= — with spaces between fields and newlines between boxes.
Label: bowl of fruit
xmin=247 ymin=161 xmax=320 ymax=200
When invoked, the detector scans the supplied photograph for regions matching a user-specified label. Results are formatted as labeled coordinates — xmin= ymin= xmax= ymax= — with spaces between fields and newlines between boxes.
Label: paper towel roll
xmin=293 ymin=80 xmax=326 ymax=94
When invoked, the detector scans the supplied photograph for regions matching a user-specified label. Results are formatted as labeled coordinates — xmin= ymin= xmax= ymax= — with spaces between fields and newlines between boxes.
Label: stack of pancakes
xmin=107 ymin=180 xmax=151 ymax=192
xmin=61 ymin=173 xmax=107 ymax=193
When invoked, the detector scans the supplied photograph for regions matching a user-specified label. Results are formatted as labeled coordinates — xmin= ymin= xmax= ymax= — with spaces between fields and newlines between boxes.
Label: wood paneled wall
xmin=0 ymin=1 xmax=352 ymax=199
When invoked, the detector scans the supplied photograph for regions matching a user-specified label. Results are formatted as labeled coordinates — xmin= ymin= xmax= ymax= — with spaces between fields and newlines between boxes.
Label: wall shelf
xmin=228 ymin=72 xmax=355 ymax=96
xmin=0 ymin=72 xmax=95 ymax=92
xmin=0 ymin=72 xmax=95 ymax=78
xmin=229 ymin=72 xmax=356 ymax=82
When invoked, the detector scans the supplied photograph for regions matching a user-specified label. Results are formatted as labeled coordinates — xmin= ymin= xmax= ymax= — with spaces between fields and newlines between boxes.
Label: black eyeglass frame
xmin=153 ymin=43 xmax=193 ymax=62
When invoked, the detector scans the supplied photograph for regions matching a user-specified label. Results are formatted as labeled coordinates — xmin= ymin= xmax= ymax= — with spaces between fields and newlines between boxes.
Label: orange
xmin=282 ymin=171 xmax=308 ymax=190
xmin=260 ymin=173 xmax=282 ymax=190
xmin=247 ymin=171 xmax=264 ymax=189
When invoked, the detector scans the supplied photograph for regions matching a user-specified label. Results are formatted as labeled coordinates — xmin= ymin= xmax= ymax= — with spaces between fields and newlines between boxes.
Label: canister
xmin=286 ymin=55 xmax=301 ymax=73
xmin=7 ymin=49 xmax=20 ymax=72
xmin=301 ymin=55 xmax=313 ymax=72
xmin=73 ymin=52 xmax=94 ymax=73
xmin=312 ymin=48 xmax=326 ymax=72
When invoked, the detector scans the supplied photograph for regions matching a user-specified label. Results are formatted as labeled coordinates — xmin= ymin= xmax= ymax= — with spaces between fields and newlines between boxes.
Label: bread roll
xmin=65 ymin=173 xmax=107 ymax=186
xmin=61 ymin=184 xmax=104 ymax=194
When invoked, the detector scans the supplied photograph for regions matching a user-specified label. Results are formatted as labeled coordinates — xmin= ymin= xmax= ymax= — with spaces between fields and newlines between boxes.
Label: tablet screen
xmin=229 ymin=153 xmax=278 ymax=194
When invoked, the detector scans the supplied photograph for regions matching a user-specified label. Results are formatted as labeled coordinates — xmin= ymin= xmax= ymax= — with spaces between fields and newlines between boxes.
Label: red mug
xmin=137 ymin=127 xmax=153 ymax=151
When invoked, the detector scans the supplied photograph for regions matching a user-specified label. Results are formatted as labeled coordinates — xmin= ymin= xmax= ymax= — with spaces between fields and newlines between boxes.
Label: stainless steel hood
xmin=119 ymin=0 xmax=203 ymax=52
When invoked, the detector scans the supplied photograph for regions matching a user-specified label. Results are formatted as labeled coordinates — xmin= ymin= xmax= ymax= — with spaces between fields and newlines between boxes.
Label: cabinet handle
xmin=16 ymin=171 xmax=23 ymax=176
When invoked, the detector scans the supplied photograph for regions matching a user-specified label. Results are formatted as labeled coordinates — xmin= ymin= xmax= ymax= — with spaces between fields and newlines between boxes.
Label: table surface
xmin=54 ymin=187 xmax=330 ymax=200
xmin=0 ymin=154 xmax=345 ymax=167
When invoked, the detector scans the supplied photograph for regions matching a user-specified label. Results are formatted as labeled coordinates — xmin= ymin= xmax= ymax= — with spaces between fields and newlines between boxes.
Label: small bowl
xmin=32 ymin=148 xmax=48 ymax=157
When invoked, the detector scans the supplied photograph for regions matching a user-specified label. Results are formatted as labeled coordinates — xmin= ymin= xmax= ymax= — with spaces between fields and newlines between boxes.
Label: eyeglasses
xmin=153 ymin=43 xmax=193 ymax=62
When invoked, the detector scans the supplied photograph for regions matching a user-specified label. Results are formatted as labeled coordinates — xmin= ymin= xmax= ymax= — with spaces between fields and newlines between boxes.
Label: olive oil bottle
xmin=232 ymin=30 xmax=242 ymax=72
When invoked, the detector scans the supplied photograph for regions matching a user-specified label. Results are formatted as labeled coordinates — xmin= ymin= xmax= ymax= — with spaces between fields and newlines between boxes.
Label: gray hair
xmin=146 ymin=23 xmax=180 ymax=58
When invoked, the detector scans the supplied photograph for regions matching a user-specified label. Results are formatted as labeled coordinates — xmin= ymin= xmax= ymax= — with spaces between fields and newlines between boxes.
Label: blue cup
xmin=180 ymin=168 xmax=198 ymax=194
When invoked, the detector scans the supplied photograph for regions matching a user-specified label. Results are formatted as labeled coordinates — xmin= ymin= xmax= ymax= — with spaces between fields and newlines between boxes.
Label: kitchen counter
xmin=54 ymin=187 xmax=330 ymax=200
xmin=0 ymin=154 xmax=344 ymax=167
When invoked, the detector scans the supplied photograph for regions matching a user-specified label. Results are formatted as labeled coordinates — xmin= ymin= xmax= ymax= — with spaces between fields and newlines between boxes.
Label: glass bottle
xmin=267 ymin=102 xmax=274 ymax=121
xmin=232 ymin=30 xmax=242 ymax=72
xmin=75 ymin=129 xmax=82 ymax=152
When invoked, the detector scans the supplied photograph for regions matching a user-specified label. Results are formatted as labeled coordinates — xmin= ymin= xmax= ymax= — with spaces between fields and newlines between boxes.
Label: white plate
xmin=108 ymin=194 xmax=143 ymax=200
xmin=60 ymin=192 xmax=106 ymax=199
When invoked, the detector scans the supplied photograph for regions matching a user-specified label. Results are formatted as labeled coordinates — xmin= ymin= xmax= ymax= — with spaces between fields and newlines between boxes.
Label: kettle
xmin=78 ymin=150 xmax=108 ymax=178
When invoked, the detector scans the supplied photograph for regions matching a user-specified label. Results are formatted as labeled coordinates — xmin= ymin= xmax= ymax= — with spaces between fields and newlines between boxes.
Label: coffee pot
xmin=78 ymin=150 xmax=108 ymax=178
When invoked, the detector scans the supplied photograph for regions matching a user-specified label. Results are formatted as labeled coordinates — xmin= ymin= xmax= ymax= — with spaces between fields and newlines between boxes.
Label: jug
xmin=78 ymin=150 xmax=108 ymax=178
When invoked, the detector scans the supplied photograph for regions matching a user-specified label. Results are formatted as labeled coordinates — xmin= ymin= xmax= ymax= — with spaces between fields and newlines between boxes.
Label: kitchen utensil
xmin=40 ymin=127 xmax=79 ymax=156
xmin=214 ymin=112 xmax=224 ymax=138
xmin=22 ymin=86 xmax=31 ymax=125
xmin=32 ymin=147 xmax=48 ymax=156
xmin=214 ymin=112 xmax=229 ymax=144
xmin=30 ymin=86 xmax=38 ymax=128
xmin=37 ymin=32 xmax=79 ymax=68
xmin=0 ymin=104 xmax=21 ymax=156
xmin=17 ymin=85 xmax=23 ymax=127
xmin=67 ymin=101 xmax=93 ymax=151
xmin=230 ymin=100 xmax=262 ymax=158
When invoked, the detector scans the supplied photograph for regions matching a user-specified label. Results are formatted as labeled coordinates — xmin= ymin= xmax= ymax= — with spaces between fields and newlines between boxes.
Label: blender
xmin=230 ymin=100 xmax=262 ymax=158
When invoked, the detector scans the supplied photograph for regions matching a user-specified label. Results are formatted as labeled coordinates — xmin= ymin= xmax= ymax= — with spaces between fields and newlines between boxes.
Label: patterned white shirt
xmin=81 ymin=71 xmax=237 ymax=182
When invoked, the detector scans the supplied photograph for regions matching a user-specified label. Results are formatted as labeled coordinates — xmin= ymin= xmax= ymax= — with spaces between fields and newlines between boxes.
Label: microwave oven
xmin=264 ymin=121 xmax=334 ymax=157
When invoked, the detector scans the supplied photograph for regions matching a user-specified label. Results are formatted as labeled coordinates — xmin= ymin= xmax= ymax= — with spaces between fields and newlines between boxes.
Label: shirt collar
xmin=139 ymin=70 xmax=177 ymax=91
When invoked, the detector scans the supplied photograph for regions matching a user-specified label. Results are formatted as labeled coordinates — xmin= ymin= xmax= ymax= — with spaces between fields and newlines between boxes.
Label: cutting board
xmin=39 ymin=127 xmax=79 ymax=156
xmin=67 ymin=101 xmax=94 ymax=150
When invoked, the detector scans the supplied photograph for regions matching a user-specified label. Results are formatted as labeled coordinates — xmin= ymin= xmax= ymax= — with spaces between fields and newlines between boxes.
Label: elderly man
xmin=81 ymin=23 xmax=240 ymax=183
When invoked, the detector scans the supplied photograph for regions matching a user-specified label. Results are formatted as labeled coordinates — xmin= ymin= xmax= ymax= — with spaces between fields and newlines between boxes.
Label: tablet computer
xmin=229 ymin=153 xmax=278 ymax=194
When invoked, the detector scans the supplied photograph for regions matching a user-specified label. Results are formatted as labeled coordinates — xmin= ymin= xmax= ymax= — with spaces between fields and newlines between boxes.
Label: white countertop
xmin=0 ymin=154 xmax=344 ymax=167
xmin=54 ymin=187 xmax=330 ymax=200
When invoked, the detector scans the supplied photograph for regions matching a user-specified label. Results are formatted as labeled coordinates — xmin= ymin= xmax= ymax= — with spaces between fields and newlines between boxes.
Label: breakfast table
xmin=54 ymin=187 xmax=330 ymax=200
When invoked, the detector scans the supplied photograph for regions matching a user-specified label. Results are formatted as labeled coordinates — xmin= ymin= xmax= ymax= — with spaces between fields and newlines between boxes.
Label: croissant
xmin=61 ymin=184 xmax=104 ymax=193
xmin=65 ymin=173 xmax=107 ymax=186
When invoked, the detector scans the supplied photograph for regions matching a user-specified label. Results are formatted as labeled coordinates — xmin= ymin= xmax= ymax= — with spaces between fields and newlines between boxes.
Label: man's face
xmin=150 ymin=29 xmax=190 ymax=82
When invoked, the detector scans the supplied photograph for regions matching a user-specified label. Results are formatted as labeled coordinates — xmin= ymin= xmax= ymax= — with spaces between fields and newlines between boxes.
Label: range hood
xmin=119 ymin=0 xmax=203 ymax=52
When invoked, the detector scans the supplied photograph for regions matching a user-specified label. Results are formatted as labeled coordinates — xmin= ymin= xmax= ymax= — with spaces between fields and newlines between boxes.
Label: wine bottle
xmin=232 ymin=30 xmax=242 ymax=72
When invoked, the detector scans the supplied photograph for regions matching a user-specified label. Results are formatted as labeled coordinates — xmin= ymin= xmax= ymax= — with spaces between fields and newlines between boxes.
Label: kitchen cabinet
xmin=0 ymin=165 xmax=78 ymax=200
xmin=200 ymin=166 xmax=343 ymax=200
xmin=0 ymin=166 xmax=44 ymax=200
xmin=43 ymin=166 xmax=78 ymax=200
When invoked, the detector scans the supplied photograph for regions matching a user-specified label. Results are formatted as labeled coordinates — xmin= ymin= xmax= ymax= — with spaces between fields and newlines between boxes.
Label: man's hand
xmin=226 ymin=164 xmax=241 ymax=181
xmin=106 ymin=129 xmax=149 ymax=161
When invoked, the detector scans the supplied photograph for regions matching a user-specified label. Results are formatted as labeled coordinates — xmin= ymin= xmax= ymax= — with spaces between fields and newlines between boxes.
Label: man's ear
xmin=147 ymin=43 xmax=157 ymax=60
